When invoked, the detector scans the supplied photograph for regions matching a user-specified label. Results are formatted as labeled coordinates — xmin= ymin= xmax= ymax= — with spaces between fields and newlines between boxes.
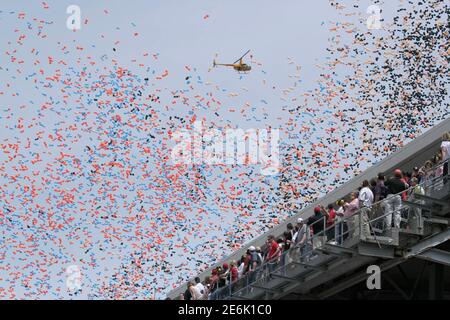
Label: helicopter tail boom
xmin=213 ymin=62 xmax=235 ymax=67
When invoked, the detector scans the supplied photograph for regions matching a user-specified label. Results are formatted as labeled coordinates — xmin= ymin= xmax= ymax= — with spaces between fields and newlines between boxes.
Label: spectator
xmin=343 ymin=192 xmax=359 ymax=238
xmin=241 ymin=250 xmax=252 ymax=276
xmin=433 ymin=154 xmax=443 ymax=178
xmin=335 ymin=200 xmax=347 ymax=244
xmin=219 ymin=264 xmax=229 ymax=289
xmin=307 ymin=206 xmax=327 ymax=248
xmin=412 ymin=166 xmax=422 ymax=184
xmin=228 ymin=261 xmax=239 ymax=295
xmin=280 ymin=231 xmax=292 ymax=271
xmin=184 ymin=282 xmax=193 ymax=301
xmin=282 ymin=230 xmax=293 ymax=251
xmin=204 ymin=276 xmax=211 ymax=295
xmin=359 ymin=180 xmax=374 ymax=208
xmin=237 ymin=255 xmax=246 ymax=278
xmin=421 ymin=160 xmax=434 ymax=189
xmin=404 ymin=171 xmax=413 ymax=185
xmin=294 ymin=217 xmax=305 ymax=240
xmin=343 ymin=193 xmax=359 ymax=218
xmin=293 ymin=218 xmax=302 ymax=243
xmin=326 ymin=204 xmax=337 ymax=242
xmin=287 ymin=223 xmax=295 ymax=241
xmin=293 ymin=217 xmax=310 ymax=260
xmin=229 ymin=261 xmax=239 ymax=283
xmin=256 ymin=247 xmax=264 ymax=264
xmin=408 ymin=177 xmax=425 ymax=232
xmin=209 ymin=269 xmax=219 ymax=294
xmin=248 ymin=246 xmax=260 ymax=272
xmin=441 ymin=132 xmax=450 ymax=183
xmin=255 ymin=247 xmax=265 ymax=275
xmin=358 ymin=180 xmax=374 ymax=239
xmin=385 ymin=169 xmax=407 ymax=229
xmin=189 ymin=280 xmax=203 ymax=300
xmin=400 ymin=172 xmax=410 ymax=201
xmin=248 ymin=246 xmax=262 ymax=283
xmin=266 ymin=235 xmax=281 ymax=273
xmin=216 ymin=266 xmax=224 ymax=289
xmin=194 ymin=277 xmax=206 ymax=300
xmin=285 ymin=223 xmax=295 ymax=260
xmin=374 ymin=173 xmax=388 ymax=202
xmin=372 ymin=173 xmax=388 ymax=232
xmin=370 ymin=178 xmax=377 ymax=194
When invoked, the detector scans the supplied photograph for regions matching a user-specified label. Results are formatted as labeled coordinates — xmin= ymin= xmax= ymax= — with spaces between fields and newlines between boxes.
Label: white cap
xmin=297 ymin=218 xmax=304 ymax=223
xmin=248 ymin=246 xmax=256 ymax=251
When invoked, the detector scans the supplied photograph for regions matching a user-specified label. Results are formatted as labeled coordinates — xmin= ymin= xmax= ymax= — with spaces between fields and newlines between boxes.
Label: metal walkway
xmin=219 ymin=173 xmax=450 ymax=300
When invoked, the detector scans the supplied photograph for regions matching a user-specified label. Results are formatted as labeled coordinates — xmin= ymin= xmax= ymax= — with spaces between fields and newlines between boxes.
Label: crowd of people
xmin=175 ymin=132 xmax=450 ymax=300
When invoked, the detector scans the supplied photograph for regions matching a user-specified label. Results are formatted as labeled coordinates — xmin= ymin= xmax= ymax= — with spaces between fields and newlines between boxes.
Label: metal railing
xmin=206 ymin=159 xmax=449 ymax=300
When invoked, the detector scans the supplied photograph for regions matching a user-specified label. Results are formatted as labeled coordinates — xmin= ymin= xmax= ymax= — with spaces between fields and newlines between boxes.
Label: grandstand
xmin=167 ymin=116 xmax=450 ymax=300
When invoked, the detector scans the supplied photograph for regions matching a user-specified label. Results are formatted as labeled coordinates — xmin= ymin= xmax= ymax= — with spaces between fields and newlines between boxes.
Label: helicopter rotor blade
xmin=233 ymin=50 xmax=251 ymax=64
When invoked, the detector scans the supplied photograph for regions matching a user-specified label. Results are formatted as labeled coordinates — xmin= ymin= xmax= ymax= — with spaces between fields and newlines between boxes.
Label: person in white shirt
xmin=359 ymin=181 xmax=374 ymax=208
xmin=189 ymin=281 xmax=203 ymax=300
xmin=194 ymin=277 xmax=206 ymax=300
xmin=335 ymin=200 xmax=346 ymax=244
xmin=237 ymin=255 xmax=246 ymax=278
xmin=441 ymin=132 xmax=450 ymax=183
xmin=409 ymin=177 xmax=424 ymax=232
xmin=292 ymin=218 xmax=311 ymax=261
xmin=358 ymin=180 xmax=374 ymax=239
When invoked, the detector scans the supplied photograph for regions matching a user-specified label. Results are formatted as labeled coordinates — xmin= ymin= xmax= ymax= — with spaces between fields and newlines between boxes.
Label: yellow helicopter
xmin=213 ymin=50 xmax=252 ymax=73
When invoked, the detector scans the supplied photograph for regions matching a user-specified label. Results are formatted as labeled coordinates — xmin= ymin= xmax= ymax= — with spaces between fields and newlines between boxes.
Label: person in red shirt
xmin=229 ymin=261 xmax=239 ymax=282
xmin=266 ymin=235 xmax=281 ymax=273
xmin=227 ymin=260 xmax=239 ymax=295
xmin=399 ymin=170 xmax=410 ymax=201
xmin=326 ymin=203 xmax=337 ymax=241
xmin=209 ymin=268 xmax=219 ymax=297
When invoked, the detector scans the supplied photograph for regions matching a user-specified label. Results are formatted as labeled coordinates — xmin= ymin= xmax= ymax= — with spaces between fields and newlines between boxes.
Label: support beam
xmin=413 ymin=194 xmax=450 ymax=207
xmin=229 ymin=294 xmax=252 ymax=300
xmin=271 ymin=273 xmax=298 ymax=282
xmin=250 ymin=284 xmax=278 ymax=294
xmin=423 ymin=217 xmax=450 ymax=225
xmin=358 ymin=242 xmax=395 ymax=258
xmin=416 ymin=248 xmax=450 ymax=267
xmin=403 ymin=229 xmax=450 ymax=258
xmin=403 ymin=201 xmax=435 ymax=211
xmin=315 ymin=245 xmax=356 ymax=258
xmin=291 ymin=261 xmax=327 ymax=271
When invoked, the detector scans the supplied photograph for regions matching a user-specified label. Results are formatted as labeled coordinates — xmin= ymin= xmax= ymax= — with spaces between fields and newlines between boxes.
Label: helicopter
xmin=213 ymin=50 xmax=252 ymax=73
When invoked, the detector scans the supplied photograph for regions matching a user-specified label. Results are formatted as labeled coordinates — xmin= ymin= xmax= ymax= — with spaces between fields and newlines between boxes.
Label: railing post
xmin=246 ymin=273 xmax=249 ymax=294
xmin=359 ymin=210 xmax=362 ymax=239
